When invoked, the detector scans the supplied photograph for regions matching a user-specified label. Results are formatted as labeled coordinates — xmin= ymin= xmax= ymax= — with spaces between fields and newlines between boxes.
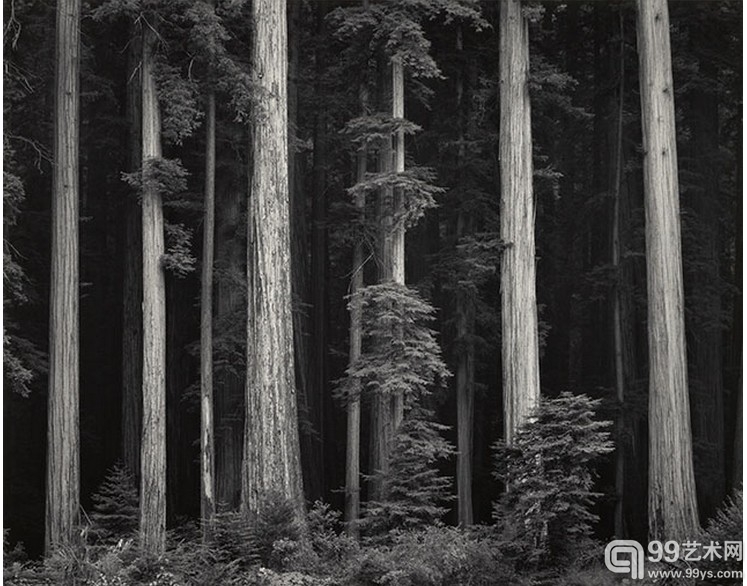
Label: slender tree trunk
xmin=243 ymin=0 xmax=305 ymax=519
xmin=345 ymin=24 xmax=369 ymax=533
xmin=45 ymin=0 xmax=81 ymax=555
xmin=636 ymin=0 xmax=699 ymax=541
xmin=390 ymin=57 xmax=405 ymax=432
xmin=140 ymin=22 xmax=167 ymax=554
xmin=499 ymin=0 xmax=540 ymax=445
xmin=122 ymin=28 xmax=143 ymax=481
xmin=454 ymin=25 xmax=474 ymax=527
xmin=200 ymin=73 xmax=216 ymax=539
xmin=215 ymin=163 xmax=244 ymax=512
xmin=611 ymin=8 xmax=626 ymax=538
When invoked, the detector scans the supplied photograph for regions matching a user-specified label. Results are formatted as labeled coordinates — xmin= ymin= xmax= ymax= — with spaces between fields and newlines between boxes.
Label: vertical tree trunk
xmin=499 ymin=0 xmax=540 ymax=445
xmin=215 ymin=165 xmax=244 ymax=512
xmin=454 ymin=25 xmax=474 ymax=527
xmin=200 ymin=72 xmax=216 ymax=538
xmin=610 ymin=8 xmax=626 ymax=538
xmin=122 ymin=28 xmax=143 ymax=481
xmin=636 ymin=0 xmax=699 ymax=541
xmin=345 ymin=26 xmax=369 ymax=533
xmin=243 ymin=0 xmax=305 ymax=519
xmin=45 ymin=0 xmax=81 ymax=555
xmin=391 ymin=57 xmax=405 ymax=432
xmin=140 ymin=23 xmax=167 ymax=555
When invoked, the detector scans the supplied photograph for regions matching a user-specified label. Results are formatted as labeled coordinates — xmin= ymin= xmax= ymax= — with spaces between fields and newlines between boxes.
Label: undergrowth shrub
xmin=492 ymin=392 xmax=614 ymax=570
xmin=89 ymin=462 xmax=139 ymax=545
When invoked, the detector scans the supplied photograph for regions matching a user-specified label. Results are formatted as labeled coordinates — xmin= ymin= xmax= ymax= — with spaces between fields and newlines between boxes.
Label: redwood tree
xmin=140 ymin=21 xmax=167 ymax=554
xmin=45 ymin=0 xmax=81 ymax=555
xmin=242 ymin=0 xmax=305 ymax=519
xmin=636 ymin=0 xmax=699 ymax=541
xmin=499 ymin=0 xmax=540 ymax=445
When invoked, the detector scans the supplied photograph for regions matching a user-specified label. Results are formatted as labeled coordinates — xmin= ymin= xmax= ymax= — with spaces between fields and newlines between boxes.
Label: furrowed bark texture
xmin=636 ymin=0 xmax=699 ymax=542
xmin=200 ymin=85 xmax=216 ymax=538
xmin=45 ymin=0 xmax=81 ymax=555
xmin=499 ymin=0 xmax=540 ymax=445
xmin=140 ymin=24 xmax=167 ymax=555
xmin=243 ymin=0 xmax=305 ymax=518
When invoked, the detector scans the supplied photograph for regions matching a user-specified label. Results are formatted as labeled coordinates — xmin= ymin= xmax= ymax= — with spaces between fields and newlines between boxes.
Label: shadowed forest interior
xmin=3 ymin=0 xmax=743 ymax=584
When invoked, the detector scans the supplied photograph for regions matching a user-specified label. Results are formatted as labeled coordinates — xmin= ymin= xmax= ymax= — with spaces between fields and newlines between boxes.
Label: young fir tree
xmin=89 ymin=463 xmax=140 ymax=544
xmin=493 ymin=392 xmax=613 ymax=567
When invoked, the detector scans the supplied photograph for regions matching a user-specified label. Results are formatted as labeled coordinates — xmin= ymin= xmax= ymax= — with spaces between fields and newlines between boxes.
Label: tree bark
xmin=636 ymin=0 xmax=699 ymax=541
xmin=45 ymin=0 xmax=81 ymax=555
xmin=499 ymin=0 xmax=541 ymax=445
xmin=243 ymin=0 xmax=305 ymax=519
xmin=140 ymin=22 xmax=167 ymax=555
xmin=200 ymin=69 xmax=216 ymax=538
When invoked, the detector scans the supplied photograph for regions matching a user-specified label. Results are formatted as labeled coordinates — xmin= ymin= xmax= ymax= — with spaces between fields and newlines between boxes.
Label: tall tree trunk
xmin=122 ymin=28 xmax=143 ymax=481
xmin=200 ymin=71 xmax=216 ymax=538
xmin=45 ymin=0 xmax=81 ymax=555
xmin=610 ymin=7 xmax=627 ymax=538
xmin=215 ymin=160 xmax=244 ymax=512
xmin=391 ymin=57 xmax=405 ymax=432
xmin=345 ymin=18 xmax=369 ymax=533
xmin=243 ymin=0 xmax=305 ymax=518
xmin=499 ymin=0 xmax=540 ymax=445
xmin=636 ymin=0 xmax=699 ymax=541
xmin=140 ymin=23 xmax=167 ymax=554
xmin=454 ymin=25 xmax=474 ymax=527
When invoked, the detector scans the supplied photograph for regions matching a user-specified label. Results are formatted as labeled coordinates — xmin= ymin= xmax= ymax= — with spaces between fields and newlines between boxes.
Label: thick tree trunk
xmin=45 ymin=0 xmax=81 ymax=555
xmin=200 ymin=84 xmax=216 ymax=539
xmin=243 ymin=0 xmax=305 ymax=519
xmin=636 ymin=0 xmax=699 ymax=541
xmin=140 ymin=23 xmax=167 ymax=555
xmin=499 ymin=0 xmax=540 ymax=445
xmin=122 ymin=29 xmax=143 ymax=481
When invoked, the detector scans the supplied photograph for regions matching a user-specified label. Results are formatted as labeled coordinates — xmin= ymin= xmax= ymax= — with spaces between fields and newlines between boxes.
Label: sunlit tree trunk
xmin=636 ymin=0 xmax=699 ymax=541
xmin=45 ymin=0 xmax=81 ymax=555
xmin=140 ymin=22 xmax=167 ymax=555
xmin=243 ymin=0 xmax=305 ymax=519
xmin=499 ymin=0 xmax=540 ymax=445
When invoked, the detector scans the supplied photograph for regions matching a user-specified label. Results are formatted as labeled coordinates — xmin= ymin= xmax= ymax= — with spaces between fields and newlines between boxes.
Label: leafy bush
xmin=252 ymin=493 xmax=304 ymax=568
xmin=493 ymin=392 xmax=614 ymax=568
xmin=698 ymin=488 xmax=743 ymax=586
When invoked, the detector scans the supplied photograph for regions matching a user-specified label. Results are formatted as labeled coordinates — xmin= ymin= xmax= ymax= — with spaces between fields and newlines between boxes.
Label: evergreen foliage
xmin=89 ymin=463 xmax=140 ymax=545
xmin=698 ymin=489 xmax=743 ymax=586
xmin=362 ymin=407 xmax=455 ymax=540
xmin=492 ymin=392 xmax=614 ymax=567
xmin=336 ymin=283 xmax=450 ymax=407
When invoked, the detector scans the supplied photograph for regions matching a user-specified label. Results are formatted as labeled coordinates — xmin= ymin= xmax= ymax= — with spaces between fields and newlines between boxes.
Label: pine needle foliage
xmin=336 ymin=283 xmax=450 ymax=407
xmin=89 ymin=463 xmax=140 ymax=544
xmin=698 ymin=489 xmax=743 ymax=585
xmin=362 ymin=407 xmax=455 ymax=541
xmin=492 ymin=392 xmax=613 ymax=567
